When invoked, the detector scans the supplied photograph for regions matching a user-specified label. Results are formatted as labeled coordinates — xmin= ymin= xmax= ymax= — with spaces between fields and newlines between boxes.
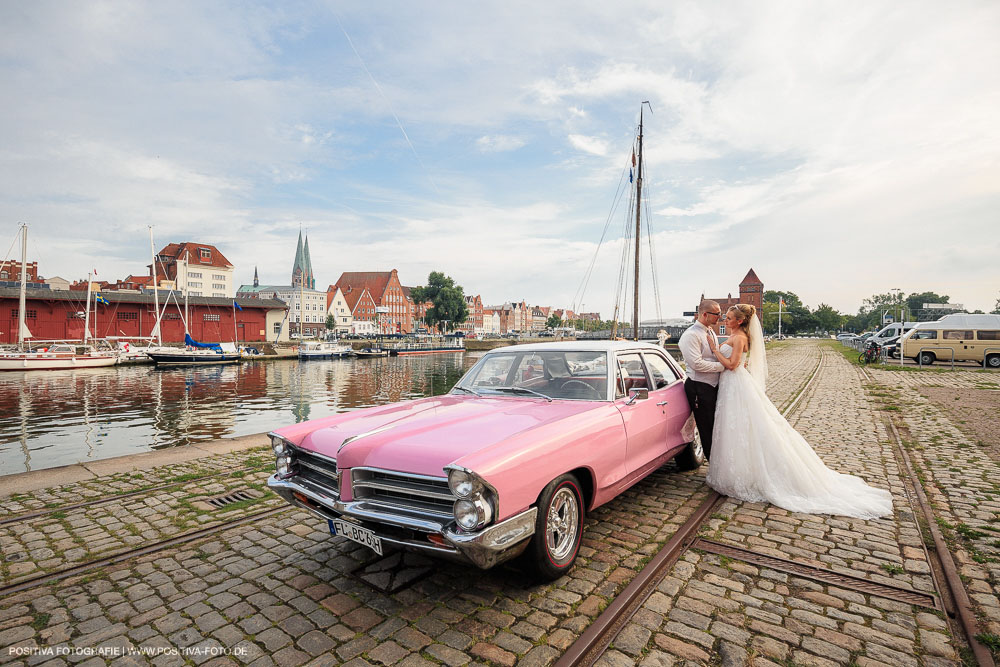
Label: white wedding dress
xmin=706 ymin=343 xmax=893 ymax=519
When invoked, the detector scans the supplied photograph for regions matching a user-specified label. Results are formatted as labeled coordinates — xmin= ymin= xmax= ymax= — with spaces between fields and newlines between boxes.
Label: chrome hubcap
xmin=546 ymin=487 xmax=579 ymax=561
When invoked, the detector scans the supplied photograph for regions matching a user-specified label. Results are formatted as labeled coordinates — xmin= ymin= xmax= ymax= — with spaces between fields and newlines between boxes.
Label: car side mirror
xmin=626 ymin=388 xmax=648 ymax=405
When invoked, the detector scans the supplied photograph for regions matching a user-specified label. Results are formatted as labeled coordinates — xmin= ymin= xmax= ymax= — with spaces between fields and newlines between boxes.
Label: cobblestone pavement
xmin=864 ymin=363 xmax=1000 ymax=651
xmin=606 ymin=342 xmax=963 ymax=667
xmin=1 ymin=340 xmax=971 ymax=667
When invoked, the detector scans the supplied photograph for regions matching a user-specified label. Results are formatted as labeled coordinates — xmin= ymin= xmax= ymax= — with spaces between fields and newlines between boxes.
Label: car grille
xmin=351 ymin=468 xmax=455 ymax=519
xmin=291 ymin=446 xmax=340 ymax=498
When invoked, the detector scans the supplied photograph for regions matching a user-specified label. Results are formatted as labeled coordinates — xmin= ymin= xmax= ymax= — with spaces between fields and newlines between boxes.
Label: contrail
xmin=334 ymin=13 xmax=441 ymax=195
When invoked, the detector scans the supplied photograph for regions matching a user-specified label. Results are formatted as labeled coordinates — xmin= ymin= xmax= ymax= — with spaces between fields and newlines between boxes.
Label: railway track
xmin=557 ymin=345 xmax=994 ymax=667
xmin=858 ymin=366 xmax=996 ymax=667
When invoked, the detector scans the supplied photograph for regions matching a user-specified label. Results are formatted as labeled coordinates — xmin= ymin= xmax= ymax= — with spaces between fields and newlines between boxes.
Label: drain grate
xmin=204 ymin=489 xmax=258 ymax=509
xmin=693 ymin=538 xmax=940 ymax=610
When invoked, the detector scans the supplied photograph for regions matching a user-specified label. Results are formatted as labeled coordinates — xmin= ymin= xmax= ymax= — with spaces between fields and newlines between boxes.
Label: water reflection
xmin=0 ymin=353 xmax=483 ymax=476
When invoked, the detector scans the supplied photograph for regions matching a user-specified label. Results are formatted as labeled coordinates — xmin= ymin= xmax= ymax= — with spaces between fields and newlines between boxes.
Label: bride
xmin=705 ymin=304 xmax=893 ymax=519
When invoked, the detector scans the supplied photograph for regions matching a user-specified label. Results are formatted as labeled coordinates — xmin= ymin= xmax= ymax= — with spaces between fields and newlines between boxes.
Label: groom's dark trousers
xmin=684 ymin=378 xmax=718 ymax=461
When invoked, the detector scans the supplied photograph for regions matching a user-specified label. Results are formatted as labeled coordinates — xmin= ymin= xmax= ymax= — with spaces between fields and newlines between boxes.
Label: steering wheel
xmin=560 ymin=379 xmax=603 ymax=399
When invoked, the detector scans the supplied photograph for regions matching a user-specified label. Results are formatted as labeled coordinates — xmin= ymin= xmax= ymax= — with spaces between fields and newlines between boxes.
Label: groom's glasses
xmin=707 ymin=311 xmax=722 ymax=318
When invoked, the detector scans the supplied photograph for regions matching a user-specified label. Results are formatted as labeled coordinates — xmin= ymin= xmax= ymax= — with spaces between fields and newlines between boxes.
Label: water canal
xmin=0 ymin=352 xmax=484 ymax=476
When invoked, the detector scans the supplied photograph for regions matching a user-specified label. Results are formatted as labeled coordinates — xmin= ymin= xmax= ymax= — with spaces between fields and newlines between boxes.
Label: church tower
xmin=739 ymin=268 xmax=764 ymax=311
xmin=292 ymin=230 xmax=315 ymax=290
xmin=253 ymin=266 xmax=259 ymax=288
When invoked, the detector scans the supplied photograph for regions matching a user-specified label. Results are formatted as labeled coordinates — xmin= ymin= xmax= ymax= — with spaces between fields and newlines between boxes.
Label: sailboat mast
xmin=149 ymin=227 xmax=161 ymax=345
xmin=83 ymin=270 xmax=94 ymax=345
xmin=632 ymin=107 xmax=644 ymax=341
xmin=17 ymin=224 xmax=28 ymax=348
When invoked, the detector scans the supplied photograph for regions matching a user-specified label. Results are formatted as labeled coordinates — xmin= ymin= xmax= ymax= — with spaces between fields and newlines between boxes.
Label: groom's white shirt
xmin=678 ymin=321 xmax=724 ymax=386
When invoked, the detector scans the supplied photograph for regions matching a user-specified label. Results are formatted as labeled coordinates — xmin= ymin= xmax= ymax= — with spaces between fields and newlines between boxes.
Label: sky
xmin=1 ymin=1 xmax=998 ymax=319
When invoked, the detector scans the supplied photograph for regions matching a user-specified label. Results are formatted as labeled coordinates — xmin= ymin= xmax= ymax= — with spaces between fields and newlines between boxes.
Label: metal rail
xmin=918 ymin=346 xmax=955 ymax=370
xmin=0 ymin=464 xmax=263 ymax=527
xmin=557 ymin=344 xmax=825 ymax=667
xmin=0 ymin=506 xmax=288 ymax=597
xmin=859 ymin=366 xmax=995 ymax=667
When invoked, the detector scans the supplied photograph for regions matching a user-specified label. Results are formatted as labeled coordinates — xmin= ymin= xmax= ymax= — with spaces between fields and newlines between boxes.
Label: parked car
xmin=267 ymin=341 xmax=701 ymax=579
xmin=901 ymin=314 xmax=1000 ymax=367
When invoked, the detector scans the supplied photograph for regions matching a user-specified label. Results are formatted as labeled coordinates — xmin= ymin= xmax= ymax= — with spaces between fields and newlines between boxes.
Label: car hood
xmin=278 ymin=394 xmax=601 ymax=478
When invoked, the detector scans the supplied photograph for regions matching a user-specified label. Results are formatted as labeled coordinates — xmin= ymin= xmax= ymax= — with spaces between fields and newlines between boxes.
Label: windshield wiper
xmin=451 ymin=385 xmax=481 ymax=397
xmin=488 ymin=386 xmax=553 ymax=402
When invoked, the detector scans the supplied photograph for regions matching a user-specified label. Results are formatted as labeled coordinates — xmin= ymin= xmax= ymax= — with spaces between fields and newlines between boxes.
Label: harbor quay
xmin=1 ymin=341 xmax=998 ymax=666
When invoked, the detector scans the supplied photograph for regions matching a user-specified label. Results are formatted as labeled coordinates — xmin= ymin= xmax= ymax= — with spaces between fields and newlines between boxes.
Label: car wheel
xmin=986 ymin=354 xmax=1000 ymax=369
xmin=522 ymin=474 xmax=584 ymax=581
xmin=675 ymin=431 xmax=705 ymax=471
xmin=919 ymin=352 xmax=935 ymax=366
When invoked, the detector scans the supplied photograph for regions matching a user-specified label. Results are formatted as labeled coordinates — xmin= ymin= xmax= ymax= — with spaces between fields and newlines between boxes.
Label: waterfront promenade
xmin=1 ymin=340 xmax=998 ymax=666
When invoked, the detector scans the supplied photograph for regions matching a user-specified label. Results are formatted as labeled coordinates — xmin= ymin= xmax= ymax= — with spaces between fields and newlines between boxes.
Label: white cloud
xmin=568 ymin=134 xmax=609 ymax=156
xmin=475 ymin=135 xmax=525 ymax=153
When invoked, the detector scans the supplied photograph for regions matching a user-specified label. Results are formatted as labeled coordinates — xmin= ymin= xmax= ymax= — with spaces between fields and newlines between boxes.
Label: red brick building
xmin=0 ymin=260 xmax=39 ymax=284
xmin=0 ymin=287 xmax=284 ymax=344
xmin=334 ymin=270 xmax=412 ymax=334
xmin=698 ymin=268 xmax=764 ymax=336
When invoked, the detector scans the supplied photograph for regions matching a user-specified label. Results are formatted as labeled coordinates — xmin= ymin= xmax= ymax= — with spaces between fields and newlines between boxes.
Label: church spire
xmin=253 ymin=266 xmax=259 ymax=288
xmin=292 ymin=228 xmax=305 ymax=287
xmin=303 ymin=235 xmax=315 ymax=289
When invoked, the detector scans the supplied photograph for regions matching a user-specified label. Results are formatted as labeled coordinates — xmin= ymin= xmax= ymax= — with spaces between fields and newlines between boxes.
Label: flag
xmin=631 ymin=150 xmax=636 ymax=167
xmin=780 ymin=298 xmax=785 ymax=307
xmin=93 ymin=269 xmax=98 ymax=276
xmin=233 ymin=300 xmax=243 ymax=311
xmin=629 ymin=168 xmax=633 ymax=183
xmin=95 ymin=293 xmax=109 ymax=305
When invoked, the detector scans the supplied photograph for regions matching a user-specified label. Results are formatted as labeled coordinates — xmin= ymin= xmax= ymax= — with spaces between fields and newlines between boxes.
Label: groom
xmin=678 ymin=301 xmax=724 ymax=461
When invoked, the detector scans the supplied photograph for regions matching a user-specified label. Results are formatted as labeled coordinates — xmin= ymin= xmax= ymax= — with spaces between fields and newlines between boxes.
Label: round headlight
xmin=448 ymin=469 xmax=482 ymax=498
xmin=271 ymin=436 xmax=287 ymax=455
xmin=453 ymin=497 xmax=494 ymax=531
xmin=454 ymin=499 xmax=480 ymax=530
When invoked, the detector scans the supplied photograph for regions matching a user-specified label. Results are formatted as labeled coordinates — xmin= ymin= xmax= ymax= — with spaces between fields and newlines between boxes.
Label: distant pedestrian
xmin=656 ymin=329 xmax=669 ymax=347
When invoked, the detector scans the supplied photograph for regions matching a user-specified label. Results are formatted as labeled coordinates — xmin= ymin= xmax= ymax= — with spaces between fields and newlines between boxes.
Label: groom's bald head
xmin=698 ymin=300 xmax=723 ymax=327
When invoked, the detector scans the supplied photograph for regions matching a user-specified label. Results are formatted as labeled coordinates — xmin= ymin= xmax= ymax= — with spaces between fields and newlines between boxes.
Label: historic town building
xmin=151 ymin=242 xmax=235 ymax=298
xmin=333 ymin=270 xmax=412 ymax=334
xmin=697 ymin=268 xmax=764 ymax=336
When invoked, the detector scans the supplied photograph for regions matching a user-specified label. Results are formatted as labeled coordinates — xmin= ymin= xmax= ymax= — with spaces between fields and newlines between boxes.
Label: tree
xmin=546 ymin=314 xmax=562 ymax=329
xmin=813 ymin=304 xmax=845 ymax=332
xmin=325 ymin=314 xmax=335 ymax=331
xmin=992 ymin=294 xmax=1000 ymax=315
xmin=409 ymin=272 xmax=468 ymax=332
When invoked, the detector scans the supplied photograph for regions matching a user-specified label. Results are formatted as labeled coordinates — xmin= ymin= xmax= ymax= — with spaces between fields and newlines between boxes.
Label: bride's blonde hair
xmin=727 ymin=304 xmax=756 ymax=350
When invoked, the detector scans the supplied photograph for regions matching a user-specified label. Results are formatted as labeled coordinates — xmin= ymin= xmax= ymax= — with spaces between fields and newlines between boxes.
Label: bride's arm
xmin=708 ymin=335 xmax=746 ymax=371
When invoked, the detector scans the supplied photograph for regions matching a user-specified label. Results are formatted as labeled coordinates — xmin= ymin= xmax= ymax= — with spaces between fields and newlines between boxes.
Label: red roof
xmin=335 ymin=270 xmax=398 ymax=304
xmin=157 ymin=242 xmax=233 ymax=269
xmin=342 ymin=285 xmax=373 ymax=313
xmin=740 ymin=268 xmax=762 ymax=286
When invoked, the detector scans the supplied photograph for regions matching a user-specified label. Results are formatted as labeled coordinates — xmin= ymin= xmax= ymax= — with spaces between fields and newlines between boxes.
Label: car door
xmin=614 ymin=352 xmax=664 ymax=475
xmin=642 ymin=351 xmax=690 ymax=452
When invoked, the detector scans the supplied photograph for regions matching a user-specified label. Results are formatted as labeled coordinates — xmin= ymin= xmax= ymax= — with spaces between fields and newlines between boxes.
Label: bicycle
xmin=859 ymin=342 xmax=882 ymax=365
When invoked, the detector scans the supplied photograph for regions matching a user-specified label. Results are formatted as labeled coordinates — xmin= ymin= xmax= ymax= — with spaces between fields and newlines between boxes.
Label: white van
xmin=900 ymin=314 xmax=1000 ymax=367
xmin=869 ymin=321 xmax=918 ymax=347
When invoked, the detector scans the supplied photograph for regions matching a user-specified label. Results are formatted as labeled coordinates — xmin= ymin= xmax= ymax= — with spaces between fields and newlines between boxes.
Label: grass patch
xmin=956 ymin=523 xmax=987 ymax=541
xmin=50 ymin=510 xmax=67 ymax=520
xmin=880 ymin=562 xmax=904 ymax=575
xmin=975 ymin=633 xmax=1000 ymax=654
xmin=31 ymin=613 xmax=50 ymax=631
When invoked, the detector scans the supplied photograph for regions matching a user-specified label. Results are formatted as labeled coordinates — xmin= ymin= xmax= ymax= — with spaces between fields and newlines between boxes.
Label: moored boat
xmin=298 ymin=340 xmax=353 ymax=359
xmin=0 ymin=343 xmax=119 ymax=371
xmin=388 ymin=337 xmax=465 ymax=355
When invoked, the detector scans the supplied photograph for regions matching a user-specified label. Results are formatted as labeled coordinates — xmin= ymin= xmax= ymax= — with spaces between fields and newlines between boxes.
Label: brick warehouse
xmin=0 ymin=287 xmax=287 ymax=345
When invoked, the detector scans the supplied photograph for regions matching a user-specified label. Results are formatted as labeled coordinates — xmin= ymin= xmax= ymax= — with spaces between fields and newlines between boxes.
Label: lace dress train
xmin=706 ymin=345 xmax=893 ymax=519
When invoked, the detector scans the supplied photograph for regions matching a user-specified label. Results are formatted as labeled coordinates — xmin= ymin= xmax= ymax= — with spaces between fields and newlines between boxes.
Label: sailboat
xmin=144 ymin=244 xmax=242 ymax=366
xmin=0 ymin=224 xmax=119 ymax=371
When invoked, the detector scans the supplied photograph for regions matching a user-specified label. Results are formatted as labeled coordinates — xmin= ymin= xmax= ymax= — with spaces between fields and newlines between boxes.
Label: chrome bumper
xmin=267 ymin=474 xmax=536 ymax=569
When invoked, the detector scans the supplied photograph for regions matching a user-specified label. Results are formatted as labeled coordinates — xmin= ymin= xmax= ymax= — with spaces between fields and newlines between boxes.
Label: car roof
xmin=483 ymin=340 xmax=667 ymax=354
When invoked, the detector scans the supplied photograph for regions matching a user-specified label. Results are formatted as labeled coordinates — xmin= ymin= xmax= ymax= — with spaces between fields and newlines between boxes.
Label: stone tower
xmin=739 ymin=268 xmax=764 ymax=311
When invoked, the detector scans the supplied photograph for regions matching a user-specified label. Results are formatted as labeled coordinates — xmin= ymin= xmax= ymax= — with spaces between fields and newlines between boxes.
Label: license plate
xmin=328 ymin=519 xmax=383 ymax=556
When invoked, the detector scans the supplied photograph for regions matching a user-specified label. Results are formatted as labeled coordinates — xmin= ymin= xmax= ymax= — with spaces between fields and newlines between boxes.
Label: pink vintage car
xmin=267 ymin=341 xmax=701 ymax=579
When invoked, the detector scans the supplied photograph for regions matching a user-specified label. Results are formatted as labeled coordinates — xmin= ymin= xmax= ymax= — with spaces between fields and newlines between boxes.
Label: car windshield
xmin=453 ymin=349 xmax=609 ymax=400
